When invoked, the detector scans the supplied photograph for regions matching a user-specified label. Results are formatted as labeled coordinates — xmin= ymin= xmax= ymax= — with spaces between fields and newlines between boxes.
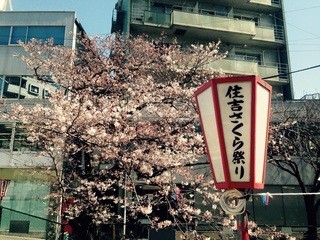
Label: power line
xmin=290 ymin=37 xmax=320 ymax=42
xmin=289 ymin=43 xmax=320 ymax=46
xmin=273 ymin=14 xmax=320 ymax=41
xmin=262 ymin=64 xmax=320 ymax=80
xmin=284 ymin=5 xmax=320 ymax=13
xmin=286 ymin=21 xmax=320 ymax=39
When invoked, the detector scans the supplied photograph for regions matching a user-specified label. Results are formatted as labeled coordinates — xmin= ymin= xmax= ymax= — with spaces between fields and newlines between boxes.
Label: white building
xmin=0 ymin=11 xmax=84 ymax=239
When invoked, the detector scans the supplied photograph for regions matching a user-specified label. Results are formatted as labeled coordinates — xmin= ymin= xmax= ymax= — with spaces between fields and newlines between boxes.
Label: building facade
xmin=0 ymin=11 xmax=84 ymax=239
xmin=112 ymin=0 xmax=293 ymax=100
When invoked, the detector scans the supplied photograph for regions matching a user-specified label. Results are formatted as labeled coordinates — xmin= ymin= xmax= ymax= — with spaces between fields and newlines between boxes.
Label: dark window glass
xmin=27 ymin=26 xmax=65 ymax=45
xmin=8 ymin=76 xmax=21 ymax=86
xmin=151 ymin=3 xmax=172 ymax=13
xmin=215 ymin=6 xmax=228 ymax=17
xmin=0 ymin=123 xmax=39 ymax=152
xmin=0 ymin=26 xmax=10 ymax=45
xmin=0 ymin=123 xmax=12 ymax=150
xmin=28 ymin=84 xmax=39 ymax=96
xmin=3 ymin=76 xmax=21 ymax=99
xmin=10 ymin=26 xmax=27 ymax=44
xmin=21 ymin=78 xmax=27 ymax=89
xmin=13 ymin=125 xmax=38 ymax=151
xmin=1 ymin=76 xmax=59 ymax=99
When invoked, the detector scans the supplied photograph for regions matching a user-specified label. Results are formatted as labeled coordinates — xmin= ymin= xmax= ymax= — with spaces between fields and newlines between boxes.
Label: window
xmin=151 ymin=3 xmax=172 ymax=13
xmin=1 ymin=180 xmax=50 ymax=234
xmin=27 ymin=26 xmax=65 ymax=45
xmin=0 ymin=123 xmax=38 ymax=152
xmin=13 ymin=125 xmax=38 ymax=151
xmin=0 ymin=26 xmax=10 ymax=45
xmin=1 ymin=76 xmax=58 ymax=99
xmin=10 ymin=26 xmax=27 ymax=44
xmin=235 ymin=52 xmax=262 ymax=65
xmin=3 ymin=76 xmax=25 ymax=99
xmin=0 ymin=26 xmax=65 ymax=45
xmin=28 ymin=85 xmax=40 ymax=96
xmin=215 ymin=6 xmax=229 ymax=17
xmin=0 ymin=123 xmax=12 ymax=150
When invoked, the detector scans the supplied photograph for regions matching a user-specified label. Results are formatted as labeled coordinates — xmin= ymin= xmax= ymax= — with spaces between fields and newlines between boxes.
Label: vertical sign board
xmin=194 ymin=75 xmax=271 ymax=189
xmin=217 ymin=81 xmax=252 ymax=184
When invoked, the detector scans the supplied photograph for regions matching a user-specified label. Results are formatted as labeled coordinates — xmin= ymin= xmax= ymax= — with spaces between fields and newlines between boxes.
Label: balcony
xmin=171 ymin=10 xmax=256 ymax=38
xmin=253 ymin=27 xmax=275 ymax=42
xmin=258 ymin=65 xmax=280 ymax=82
xmin=249 ymin=0 xmax=272 ymax=6
xmin=208 ymin=58 xmax=288 ymax=84
xmin=143 ymin=11 xmax=171 ymax=28
xmin=209 ymin=58 xmax=258 ymax=75
xmin=183 ymin=0 xmax=281 ymax=13
xmin=249 ymin=0 xmax=281 ymax=7
xmin=130 ymin=4 xmax=283 ymax=45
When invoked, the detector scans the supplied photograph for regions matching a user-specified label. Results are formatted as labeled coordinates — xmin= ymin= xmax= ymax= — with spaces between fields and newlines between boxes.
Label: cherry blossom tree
xmin=268 ymin=100 xmax=320 ymax=240
xmin=7 ymin=35 xmax=231 ymax=239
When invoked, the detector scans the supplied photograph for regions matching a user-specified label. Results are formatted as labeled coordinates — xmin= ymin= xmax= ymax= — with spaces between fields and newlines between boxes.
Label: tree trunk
xmin=304 ymin=195 xmax=318 ymax=239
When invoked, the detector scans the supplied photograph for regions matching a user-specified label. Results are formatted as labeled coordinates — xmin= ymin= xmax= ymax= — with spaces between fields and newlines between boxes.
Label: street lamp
xmin=194 ymin=75 xmax=272 ymax=239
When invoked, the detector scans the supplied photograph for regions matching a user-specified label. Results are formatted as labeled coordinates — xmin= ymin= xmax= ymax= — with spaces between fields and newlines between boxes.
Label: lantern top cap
xmin=194 ymin=75 xmax=272 ymax=97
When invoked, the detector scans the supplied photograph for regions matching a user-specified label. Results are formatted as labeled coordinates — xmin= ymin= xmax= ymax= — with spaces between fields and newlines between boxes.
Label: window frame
xmin=0 ymin=75 xmax=59 ymax=100
xmin=0 ymin=26 xmax=11 ymax=45
xmin=10 ymin=26 xmax=28 ymax=45
xmin=0 ymin=122 xmax=39 ymax=152
xmin=0 ymin=26 xmax=65 ymax=46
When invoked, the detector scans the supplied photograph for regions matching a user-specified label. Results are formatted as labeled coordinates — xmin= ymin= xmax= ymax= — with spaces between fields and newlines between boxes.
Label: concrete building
xmin=111 ymin=0 xmax=293 ymax=100
xmin=0 ymin=11 xmax=84 ymax=239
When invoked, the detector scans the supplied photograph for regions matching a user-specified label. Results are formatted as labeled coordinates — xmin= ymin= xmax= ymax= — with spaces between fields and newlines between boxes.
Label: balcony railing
xmin=172 ymin=10 xmax=256 ymax=36
xmin=208 ymin=58 xmax=288 ymax=82
xmin=274 ymin=25 xmax=284 ymax=41
xmin=249 ymin=0 xmax=272 ymax=6
xmin=131 ymin=3 xmax=284 ymax=43
xmin=209 ymin=58 xmax=258 ymax=75
xmin=143 ymin=11 xmax=171 ymax=27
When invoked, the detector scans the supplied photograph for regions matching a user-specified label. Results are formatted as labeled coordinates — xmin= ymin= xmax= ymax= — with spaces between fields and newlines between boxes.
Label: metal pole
xmin=0 ymin=199 xmax=2 ymax=227
xmin=60 ymin=224 xmax=65 ymax=240
xmin=122 ymin=175 xmax=127 ymax=239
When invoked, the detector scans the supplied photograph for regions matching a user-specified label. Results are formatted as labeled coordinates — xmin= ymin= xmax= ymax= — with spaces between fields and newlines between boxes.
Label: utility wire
xmin=254 ymin=192 xmax=320 ymax=196
xmin=262 ymin=64 xmax=320 ymax=80
xmin=273 ymin=14 xmax=320 ymax=41
xmin=290 ymin=37 xmax=320 ymax=42
xmin=285 ymin=5 xmax=320 ymax=13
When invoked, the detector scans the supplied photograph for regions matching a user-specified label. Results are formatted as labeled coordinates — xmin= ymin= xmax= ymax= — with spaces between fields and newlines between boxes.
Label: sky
xmin=10 ymin=0 xmax=320 ymax=99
